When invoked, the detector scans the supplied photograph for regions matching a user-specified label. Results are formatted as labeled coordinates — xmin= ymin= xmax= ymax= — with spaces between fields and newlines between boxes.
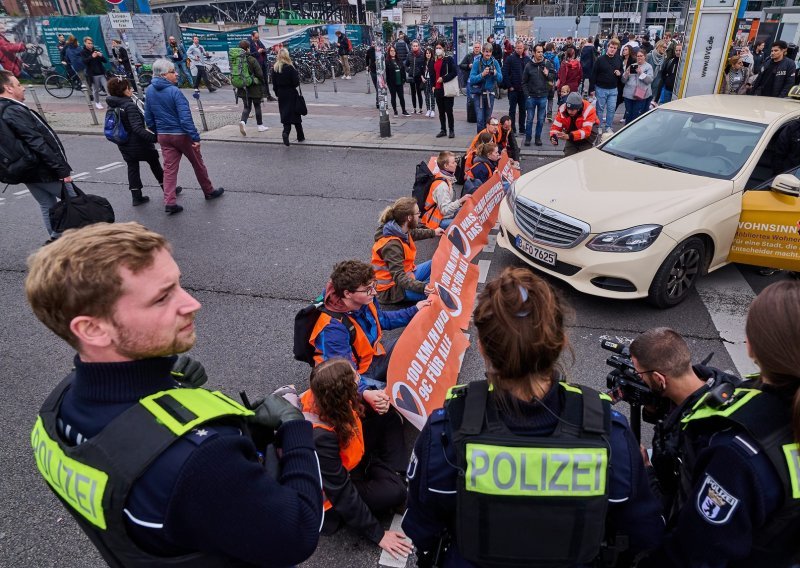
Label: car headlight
xmin=505 ymin=180 xmax=517 ymax=213
xmin=586 ymin=225 xmax=663 ymax=253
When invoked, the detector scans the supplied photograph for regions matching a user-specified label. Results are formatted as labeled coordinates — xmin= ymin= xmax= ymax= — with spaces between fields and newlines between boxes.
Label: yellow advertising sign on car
xmin=729 ymin=179 xmax=800 ymax=271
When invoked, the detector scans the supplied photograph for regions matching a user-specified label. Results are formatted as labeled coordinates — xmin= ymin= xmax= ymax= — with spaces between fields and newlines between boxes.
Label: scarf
xmin=649 ymin=50 xmax=665 ymax=69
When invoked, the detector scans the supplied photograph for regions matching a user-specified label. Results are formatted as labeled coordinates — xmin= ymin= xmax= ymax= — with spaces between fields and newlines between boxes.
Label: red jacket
xmin=557 ymin=58 xmax=583 ymax=94
xmin=550 ymin=100 xmax=598 ymax=142
xmin=0 ymin=34 xmax=25 ymax=77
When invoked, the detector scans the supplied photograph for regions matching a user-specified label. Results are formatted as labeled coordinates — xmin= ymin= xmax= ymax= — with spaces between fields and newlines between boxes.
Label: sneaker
xmin=94 ymin=102 xmax=103 ymax=110
xmin=402 ymin=110 xmax=410 ymax=116
xmin=257 ymin=125 xmax=269 ymax=132
xmin=605 ymin=127 xmax=613 ymax=134
xmin=165 ymin=204 xmax=183 ymax=215
xmin=524 ymin=139 xmax=531 ymax=146
xmin=535 ymin=138 xmax=543 ymax=146
xmin=205 ymin=188 xmax=225 ymax=200
xmin=239 ymin=121 xmax=247 ymax=136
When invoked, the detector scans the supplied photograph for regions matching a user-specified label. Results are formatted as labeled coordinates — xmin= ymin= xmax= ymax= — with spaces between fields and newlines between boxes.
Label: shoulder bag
xmin=48 ymin=182 xmax=115 ymax=233
xmin=444 ymin=60 xmax=460 ymax=97
xmin=295 ymin=84 xmax=308 ymax=116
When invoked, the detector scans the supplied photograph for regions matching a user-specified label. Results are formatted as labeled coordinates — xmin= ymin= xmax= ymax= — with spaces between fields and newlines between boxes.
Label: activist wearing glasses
xmin=300 ymin=358 xmax=411 ymax=560
xmin=402 ymin=267 xmax=664 ymax=567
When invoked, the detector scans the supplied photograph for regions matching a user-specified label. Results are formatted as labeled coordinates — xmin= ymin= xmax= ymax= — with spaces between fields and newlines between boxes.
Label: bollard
xmin=83 ymin=84 xmax=99 ymax=126
xmin=366 ymin=72 xmax=371 ymax=94
xmin=28 ymin=85 xmax=45 ymax=118
xmin=193 ymin=90 xmax=209 ymax=132
xmin=331 ymin=65 xmax=337 ymax=93
xmin=312 ymin=67 xmax=319 ymax=100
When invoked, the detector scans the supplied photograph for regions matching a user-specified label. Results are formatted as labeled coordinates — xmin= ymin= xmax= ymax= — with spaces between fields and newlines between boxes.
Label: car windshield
xmin=600 ymin=109 xmax=767 ymax=179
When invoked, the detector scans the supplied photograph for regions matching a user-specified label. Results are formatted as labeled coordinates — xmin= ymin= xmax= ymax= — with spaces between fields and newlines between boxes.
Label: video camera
xmin=602 ymin=339 xmax=661 ymax=408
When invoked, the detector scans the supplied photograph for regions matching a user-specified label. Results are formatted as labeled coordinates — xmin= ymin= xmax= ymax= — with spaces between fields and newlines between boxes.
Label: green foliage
xmin=81 ymin=0 xmax=108 ymax=16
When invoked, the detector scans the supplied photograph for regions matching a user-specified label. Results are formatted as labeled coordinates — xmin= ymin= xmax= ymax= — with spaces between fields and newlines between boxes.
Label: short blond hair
xmin=437 ymin=151 xmax=455 ymax=170
xmin=26 ymin=222 xmax=169 ymax=349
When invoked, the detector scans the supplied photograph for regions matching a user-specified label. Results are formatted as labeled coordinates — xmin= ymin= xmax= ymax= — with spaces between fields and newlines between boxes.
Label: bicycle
xmin=43 ymin=66 xmax=79 ymax=98
xmin=207 ymin=63 xmax=230 ymax=89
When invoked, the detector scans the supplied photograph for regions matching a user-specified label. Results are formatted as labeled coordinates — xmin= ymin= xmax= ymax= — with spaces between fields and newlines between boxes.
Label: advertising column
xmin=675 ymin=0 xmax=744 ymax=98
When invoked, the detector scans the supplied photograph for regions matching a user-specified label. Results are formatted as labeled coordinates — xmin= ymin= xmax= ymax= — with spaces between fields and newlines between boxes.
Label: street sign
xmin=107 ymin=0 xmax=124 ymax=5
xmin=109 ymin=12 xmax=133 ymax=29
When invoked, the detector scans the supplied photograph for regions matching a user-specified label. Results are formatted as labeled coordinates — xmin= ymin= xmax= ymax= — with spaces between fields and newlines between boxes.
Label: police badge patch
xmin=696 ymin=474 xmax=739 ymax=524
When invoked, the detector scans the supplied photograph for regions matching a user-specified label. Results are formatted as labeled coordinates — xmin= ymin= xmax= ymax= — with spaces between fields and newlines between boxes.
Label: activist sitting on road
xmin=467 ymin=117 xmax=502 ymax=158
xmin=463 ymin=142 xmax=500 ymax=195
xmin=372 ymin=197 xmax=443 ymax=305
xmin=498 ymin=115 xmax=521 ymax=163
xmin=421 ymin=151 xmax=469 ymax=231
xmin=638 ymin=281 xmax=800 ymax=567
xmin=310 ymin=260 xmax=430 ymax=411
xmin=301 ymin=358 xmax=412 ymax=560
xmin=403 ymin=267 xmax=664 ymax=567
xmin=463 ymin=130 xmax=494 ymax=179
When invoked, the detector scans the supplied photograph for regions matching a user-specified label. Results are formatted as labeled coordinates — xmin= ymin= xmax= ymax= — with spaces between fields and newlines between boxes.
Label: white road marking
xmin=96 ymin=161 xmax=122 ymax=170
xmin=12 ymin=189 xmax=29 ymax=195
xmin=477 ymin=259 xmax=491 ymax=284
xmin=378 ymin=514 xmax=409 ymax=568
xmin=484 ymin=233 xmax=497 ymax=253
xmin=695 ymin=265 xmax=759 ymax=377
xmin=97 ymin=164 xmax=126 ymax=173
xmin=71 ymin=172 xmax=90 ymax=180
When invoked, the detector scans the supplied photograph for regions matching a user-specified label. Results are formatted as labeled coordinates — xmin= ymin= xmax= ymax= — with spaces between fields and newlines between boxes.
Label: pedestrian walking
xmin=272 ymin=49 xmax=305 ymax=146
xmin=166 ymin=36 xmax=191 ymax=88
xmin=385 ymin=45 xmax=409 ymax=116
xmin=249 ymin=31 xmax=277 ymax=101
xmin=57 ymin=34 xmax=78 ymax=86
xmin=622 ymin=50 xmax=653 ymax=121
xmin=366 ymin=43 xmax=378 ymax=109
xmin=0 ymin=71 xmax=75 ymax=243
xmin=144 ymin=59 xmax=224 ymax=215
xmin=80 ymin=37 xmax=108 ymax=110
xmin=405 ymin=41 xmax=426 ymax=114
xmin=187 ymin=36 xmax=216 ymax=93
xmin=430 ymin=44 xmax=458 ymax=138
xmin=470 ymin=43 xmax=503 ymax=132
xmin=64 ymin=35 xmax=87 ymax=88
xmin=335 ymin=30 xmax=352 ymax=79
xmin=421 ymin=47 xmax=436 ymax=117
xmin=231 ymin=41 xmax=268 ymax=135
xmin=106 ymin=77 xmax=168 ymax=206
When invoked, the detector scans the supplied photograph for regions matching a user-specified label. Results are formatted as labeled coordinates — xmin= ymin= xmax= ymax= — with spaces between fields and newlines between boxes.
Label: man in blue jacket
xmin=502 ymin=40 xmax=531 ymax=134
xmin=145 ymin=59 xmax=224 ymax=215
xmin=470 ymin=43 xmax=503 ymax=133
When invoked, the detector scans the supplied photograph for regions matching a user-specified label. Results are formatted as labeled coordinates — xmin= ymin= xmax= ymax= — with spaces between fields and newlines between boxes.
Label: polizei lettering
xmin=466 ymin=443 xmax=608 ymax=497
xmin=31 ymin=417 xmax=109 ymax=529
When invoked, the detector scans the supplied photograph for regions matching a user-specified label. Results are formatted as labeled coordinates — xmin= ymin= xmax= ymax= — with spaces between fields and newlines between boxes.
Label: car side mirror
xmin=770 ymin=173 xmax=800 ymax=197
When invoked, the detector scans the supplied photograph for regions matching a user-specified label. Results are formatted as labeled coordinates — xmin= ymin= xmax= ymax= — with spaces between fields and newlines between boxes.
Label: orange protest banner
xmin=388 ymin=294 xmax=471 ymax=430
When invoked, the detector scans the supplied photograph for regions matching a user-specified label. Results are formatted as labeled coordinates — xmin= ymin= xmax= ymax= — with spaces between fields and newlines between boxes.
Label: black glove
xmin=171 ymin=355 xmax=208 ymax=388
xmin=248 ymin=394 xmax=304 ymax=432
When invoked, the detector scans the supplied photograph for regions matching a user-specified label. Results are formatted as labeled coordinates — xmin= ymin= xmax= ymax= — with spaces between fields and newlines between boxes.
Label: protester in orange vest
xmin=422 ymin=151 xmax=470 ymax=230
xmin=309 ymin=260 xmax=430 ymax=411
xmin=301 ymin=359 xmax=411 ymax=559
xmin=372 ymin=197 xmax=443 ymax=305
xmin=549 ymin=92 xmax=599 ymax=156
xmin=464 ymin=141 xmax=500 ymax=195
xmin=464 ymin=130 xmax=494 ymax=176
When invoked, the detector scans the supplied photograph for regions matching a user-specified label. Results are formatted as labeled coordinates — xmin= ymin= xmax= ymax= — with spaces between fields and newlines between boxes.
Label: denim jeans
xmin=507 ymin=89 xmax=526 ymax=132
xmin=627 ymin=98 xmax=649 ymax=121
xmin=439 ymin=217 xmax=453 ymax=229
xmin=404 ymin=260 xmax=432 ymax=302
xmin=174 ymin=60 xmax=192 ymax=87
xmin=659 ymin=88 xmax=672 ymax=104
xmin=594 ymin=86 xmax=617 ymax=130
xmin=473 ymin=92 xmax=495 ymax=133
xmin=525 ymin=96 xmax=548 ymax=141
xmin=26 ymin=181 xmax=76 ymax=238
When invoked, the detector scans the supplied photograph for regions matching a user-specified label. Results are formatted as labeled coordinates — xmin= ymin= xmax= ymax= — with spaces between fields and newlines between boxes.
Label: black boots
xmin=436 ymin=130 xmax=447 ymax=138
xmin=296 ymin=124 xmax=305 ymax=142
xmin=448 ymin=129 xmax=455 ymax=138
xmin=282 ymin=132 xmax=290 ymax=146
xmin=131 ymin=189 xmax=150 ymax=206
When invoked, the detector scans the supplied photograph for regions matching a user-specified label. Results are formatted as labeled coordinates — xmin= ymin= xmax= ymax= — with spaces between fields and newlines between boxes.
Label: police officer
xmin=629 ymin=327 xmax=742 ymax=520
xmin=638 ymin=281 xmax=800 ymax=567
xmin=27 ymin=222 xmax=323 ymax=567
xmin=402 ymin=267 xmax=664 ymax=567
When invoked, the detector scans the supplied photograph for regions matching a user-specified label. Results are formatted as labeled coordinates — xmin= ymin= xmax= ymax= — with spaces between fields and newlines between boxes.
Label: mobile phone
xmin=630 ymin=63 xmax=638 ymax=72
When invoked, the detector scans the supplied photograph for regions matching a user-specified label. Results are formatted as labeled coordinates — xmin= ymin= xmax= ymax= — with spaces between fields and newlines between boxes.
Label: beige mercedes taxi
xmin=498 ymin=94 xmax=800 ymax=307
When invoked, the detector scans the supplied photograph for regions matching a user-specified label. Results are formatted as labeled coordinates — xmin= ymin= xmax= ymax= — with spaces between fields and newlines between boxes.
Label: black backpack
xmin=293 ymin=300 xmax=357 ymax=366
xmin=412 ymin=161 xmax=436 ymax=215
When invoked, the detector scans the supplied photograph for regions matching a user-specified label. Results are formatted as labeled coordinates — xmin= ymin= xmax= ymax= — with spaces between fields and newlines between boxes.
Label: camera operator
xmin=628 ymin=328 xmax=741 ymax=519
xmin=633 ymin=298 xmax=800 ymax=567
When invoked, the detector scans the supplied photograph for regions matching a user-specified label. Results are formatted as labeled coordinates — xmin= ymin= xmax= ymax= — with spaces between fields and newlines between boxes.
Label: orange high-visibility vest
xmin=301 ymin=390 xmax=365 ymax=511
xmin=422 ymin=174 xmax=450 ymax=229
xmin=371 ymin=234 xmax=417 ymax=292
xmin=308 ymin=302 xmax=385 ymax=374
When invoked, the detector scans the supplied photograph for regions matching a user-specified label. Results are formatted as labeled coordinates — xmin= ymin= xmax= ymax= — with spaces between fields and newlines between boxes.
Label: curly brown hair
xmin=310 ymin=358 xmax=364 ymax=445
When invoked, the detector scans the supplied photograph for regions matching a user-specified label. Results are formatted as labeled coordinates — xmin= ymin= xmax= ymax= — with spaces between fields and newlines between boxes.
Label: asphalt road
xmin=0 ymin=136 xmax=783 ymax=568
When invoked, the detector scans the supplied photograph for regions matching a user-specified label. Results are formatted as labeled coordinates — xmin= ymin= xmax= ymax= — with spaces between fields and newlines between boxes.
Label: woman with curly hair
xmin=301 ymin=358 xmax=411 ymax=559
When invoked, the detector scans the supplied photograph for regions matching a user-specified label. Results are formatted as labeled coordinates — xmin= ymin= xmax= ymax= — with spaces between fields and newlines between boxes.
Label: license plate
xmin=515 ymin=235 xmax=557 ymax=266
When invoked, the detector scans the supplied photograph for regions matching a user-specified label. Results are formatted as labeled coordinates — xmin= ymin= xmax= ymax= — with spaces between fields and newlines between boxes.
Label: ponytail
xmin=378 ymin=196 xmax=417 ymax=225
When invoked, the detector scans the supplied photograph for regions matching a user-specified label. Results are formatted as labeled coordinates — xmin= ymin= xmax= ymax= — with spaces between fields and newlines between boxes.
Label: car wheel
xmin=648 ymin=237 xmax=705 ymax=308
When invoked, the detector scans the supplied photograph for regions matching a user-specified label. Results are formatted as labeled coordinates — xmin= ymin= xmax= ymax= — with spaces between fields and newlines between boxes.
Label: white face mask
xmin=435 ymin=48 xmax=444 ymax=56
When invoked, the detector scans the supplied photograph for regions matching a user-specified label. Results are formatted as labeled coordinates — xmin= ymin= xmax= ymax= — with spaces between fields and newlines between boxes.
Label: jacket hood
xmin=151 ymin=76 xmax=175 ymax=91
xmin=323 ymin=280 xmax=350 ymax=313
xmin=565 ymin=59 xmax=581 ymax=69
xmin=381 ymin=220 xmax=409 ymax=242
xmin=544 ymin=52 xmax=558 ymax=61
xmin=105 ymin=95 xmax=128 ymax=108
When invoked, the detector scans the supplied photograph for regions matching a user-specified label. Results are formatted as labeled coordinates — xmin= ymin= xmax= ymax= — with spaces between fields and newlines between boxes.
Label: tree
xmin=81 ymin=0 xmax=108 ymax=16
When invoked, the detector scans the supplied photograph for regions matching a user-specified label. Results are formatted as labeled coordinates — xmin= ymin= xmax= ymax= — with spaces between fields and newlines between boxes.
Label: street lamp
xmin=373 ymin=9 xmax=391 ymax=137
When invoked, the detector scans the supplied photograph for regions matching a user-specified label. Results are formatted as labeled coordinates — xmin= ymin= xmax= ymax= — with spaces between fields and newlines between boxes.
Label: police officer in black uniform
xmin=628 ymin=327 xmax=742 ymax=521
xmin=27 ymin=222 xmax=323 ymax=567
xmin=402 ymin=267 xmax=664 ymax=567
xmin=638 ymin=281 xmax=800 ymax=567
